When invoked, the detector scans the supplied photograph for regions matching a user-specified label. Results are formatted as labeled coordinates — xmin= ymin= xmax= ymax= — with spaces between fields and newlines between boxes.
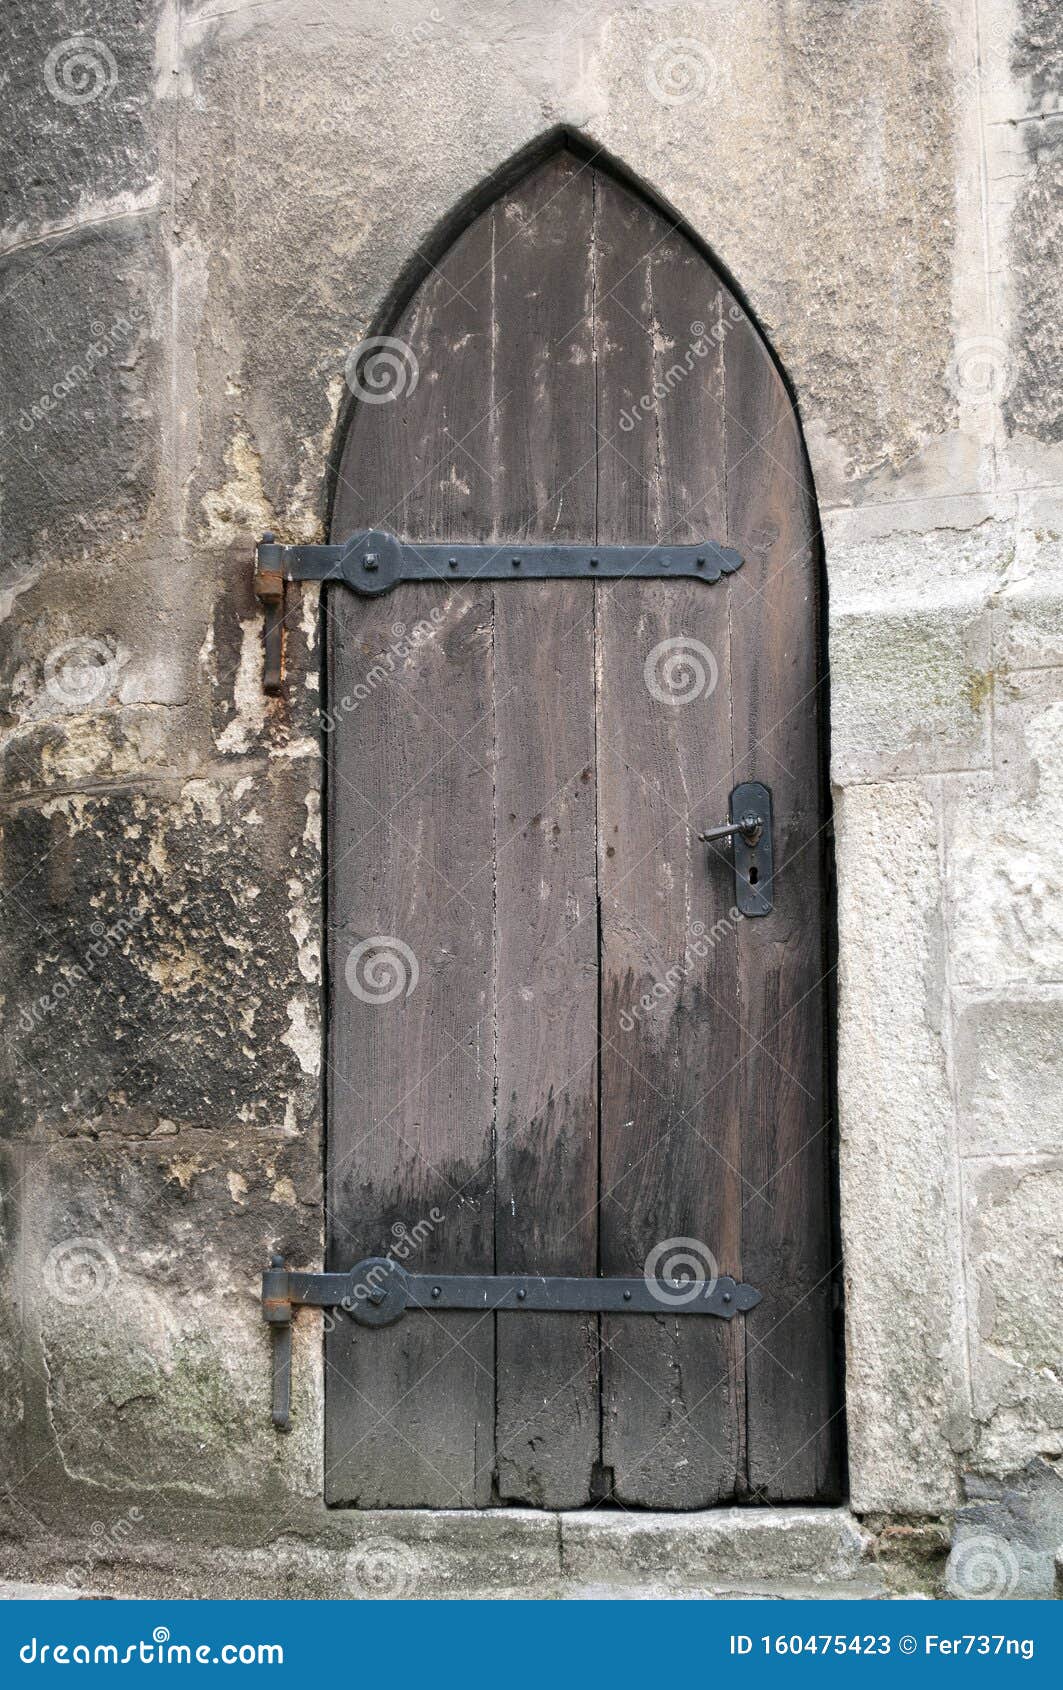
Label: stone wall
xmin=0 ymin=0 xmax=1060 ymax=1594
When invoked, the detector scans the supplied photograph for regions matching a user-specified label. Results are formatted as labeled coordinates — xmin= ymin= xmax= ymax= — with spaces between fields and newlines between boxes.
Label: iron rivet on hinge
xmin=363 ymin=553 xmax=378 ymax=571
xmin=623 ymin=1290 xmax=632 ymax=1301
xmin=511 ymin=557 xmax=521 ymax=568
xmin=432 ymin=1286 xmax=442 ymax=1299
xmin=517 ymin=1288 xmax=526 ymax=1300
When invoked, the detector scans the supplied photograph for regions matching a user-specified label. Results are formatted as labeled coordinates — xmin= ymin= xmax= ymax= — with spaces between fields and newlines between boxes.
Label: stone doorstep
xmin=2 ymin=1508 xmax=886 ymax=1601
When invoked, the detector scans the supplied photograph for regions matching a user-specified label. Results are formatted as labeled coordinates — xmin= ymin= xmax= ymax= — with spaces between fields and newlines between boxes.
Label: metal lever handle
xmin=699 ymin=811 xmax=763 ymax=846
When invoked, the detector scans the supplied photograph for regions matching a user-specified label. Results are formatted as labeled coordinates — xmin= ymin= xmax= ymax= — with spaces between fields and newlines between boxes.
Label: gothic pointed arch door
xmin=325 ymin=149 xmax=840 ymax=1508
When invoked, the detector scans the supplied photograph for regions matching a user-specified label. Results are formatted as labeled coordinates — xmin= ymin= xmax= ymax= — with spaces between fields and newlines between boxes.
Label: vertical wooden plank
xmin=492 ymin=156 xmax=600 ymax=1506
xmin=325 ymin=210 xmax=497 ymax=1506
xmin=594 ymin=174 xmax=744 ymax=1506
xmin=723 ymin=314 xmax=840 ymax=1499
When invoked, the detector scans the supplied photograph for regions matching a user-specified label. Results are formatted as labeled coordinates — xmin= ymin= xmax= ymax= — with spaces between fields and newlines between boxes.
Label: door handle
xmin=699 ymin=782 xmax=773 ymax=917
xmin=698 ymin=810 xmax=764 ymax=847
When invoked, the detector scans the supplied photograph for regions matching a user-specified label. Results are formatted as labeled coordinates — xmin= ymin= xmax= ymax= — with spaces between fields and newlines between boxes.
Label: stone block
xmin=560 ymin=1507 xmax=872 ymax=1589
xmin=830 ymin=602 xmax=992 ymax=781
xmin=825 ymin=511 xmax=1010 ymax=782
xmin=1 ymin=1 xmax=162 ymax=242
xmin=0 ymin=767 xmax=320 ymax=1139
xmin=7 ymin=1134 xmax=321 ymax=1515
xmin=835 ymin=780 xmax=969 ymax=1512
xmin=953 ymin=989 xmax=1063 ymax=1157
xmin=993 ymin=492 xmax=1063 ymax=672
xmin=0 ymin=217 xmax=163 ymax=567
xmin=964 ymin=1157 xmax=1063 ymax=1474
xmin=947 ymin=669 xmax=1063 ymax=987
xmin=947 ymin=1459 xmax=1063 ymax=1599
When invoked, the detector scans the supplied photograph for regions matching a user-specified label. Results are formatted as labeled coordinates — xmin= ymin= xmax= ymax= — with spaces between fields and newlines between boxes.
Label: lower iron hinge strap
xmin=261 ymin=1254 xmax=762 ymax=1430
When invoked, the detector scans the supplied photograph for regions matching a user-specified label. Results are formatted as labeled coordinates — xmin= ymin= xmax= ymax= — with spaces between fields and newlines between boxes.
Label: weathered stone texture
xmin=1 ymin=1 xmax=162 ymax=243
xmin=947 ymin=668 xmax=1063 ymax=987
xmin=1 ymin=768 xmax=319 ymax=1138
xmin=835 ymin=780 xmax=968 ymax=1513
xmin=953 ymin=990 xmax=1063 ymax=1157
xmin=0 ymin=218 xmax=164 ymax=568
xmin=964 ymin=1158 xmax=1063 ymax=1474
xmin=1004 ymin=133 xmax=1063 ymax=445
xmin=1012 ymin=0 xmax=1063 ymax=120
xmin=947 ymin=1458 xmax=1063 ymax=1600
xmin=3 ymin=1133 xmax=321 ymax=1525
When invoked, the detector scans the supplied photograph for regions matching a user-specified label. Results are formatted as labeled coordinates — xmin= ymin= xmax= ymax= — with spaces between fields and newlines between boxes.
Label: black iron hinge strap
xmin=254 ymin=528 xmax=743 ymax=692
xmin=262 ymin=1256 xmax=762 ymax=1430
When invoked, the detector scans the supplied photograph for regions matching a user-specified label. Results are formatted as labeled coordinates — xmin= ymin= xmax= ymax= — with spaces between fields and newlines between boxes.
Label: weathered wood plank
xmin=492 ymin=155 xmax=600 ymax=1507
xmin=723 ymin=313 xmax=839 ymax=1499
xmin=594 ymin=174 xmax=744 ymax=1506
xmin=325 ymin=207 xmax=497 ymax=1507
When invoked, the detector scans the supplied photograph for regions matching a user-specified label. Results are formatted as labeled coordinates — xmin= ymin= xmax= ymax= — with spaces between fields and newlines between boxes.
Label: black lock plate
xmin=731 ymin=781 xmax=773 ymax=916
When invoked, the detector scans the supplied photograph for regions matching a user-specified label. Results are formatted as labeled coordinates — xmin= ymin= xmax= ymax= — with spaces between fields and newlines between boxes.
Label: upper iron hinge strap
xmin=253 ymin=528 xmax=743 ymax=693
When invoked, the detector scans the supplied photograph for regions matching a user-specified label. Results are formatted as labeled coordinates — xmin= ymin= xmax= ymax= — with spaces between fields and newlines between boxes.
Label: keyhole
xmin=748 ymin=864 xmax=759 ymax=885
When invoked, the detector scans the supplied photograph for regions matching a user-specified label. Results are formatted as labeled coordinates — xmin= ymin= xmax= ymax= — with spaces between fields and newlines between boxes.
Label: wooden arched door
xmin=325 ymin=148 xmax=840 ymax=1509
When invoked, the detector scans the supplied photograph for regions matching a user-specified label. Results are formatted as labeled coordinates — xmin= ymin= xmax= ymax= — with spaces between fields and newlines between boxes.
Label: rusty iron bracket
xmin=254 ymin=528 xmax=743 ymax=695
xmin=262 ymin=1254 xmax=762 ymax=1430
